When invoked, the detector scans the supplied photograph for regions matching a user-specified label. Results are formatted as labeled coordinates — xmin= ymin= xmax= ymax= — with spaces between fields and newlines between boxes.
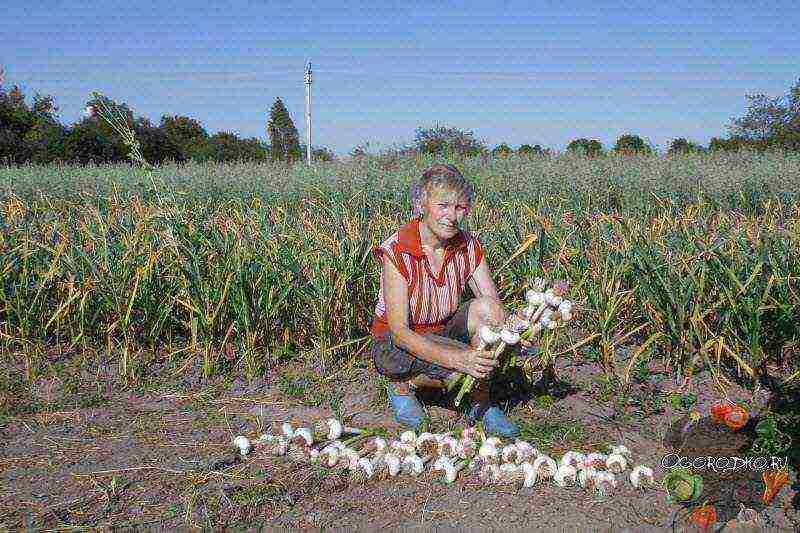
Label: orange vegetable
xmin=691 ymin=504 xmax=717 ymax=531
xmin=723 ymin=405 xmax=749 ymax=430
xmin=710 ymin=399 xmax=733 ymax=423
xmin=762 ymin=468 xmax=790 ymax=504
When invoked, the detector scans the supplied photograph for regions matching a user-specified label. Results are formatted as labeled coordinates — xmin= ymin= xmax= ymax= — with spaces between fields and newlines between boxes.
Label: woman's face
xmin=421 ymin=186 xmax=471 ymax=241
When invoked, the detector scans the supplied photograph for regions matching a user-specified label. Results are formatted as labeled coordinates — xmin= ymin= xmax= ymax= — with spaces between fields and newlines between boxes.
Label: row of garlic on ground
xmin=233 ymin=420 xmax=655 ymax=495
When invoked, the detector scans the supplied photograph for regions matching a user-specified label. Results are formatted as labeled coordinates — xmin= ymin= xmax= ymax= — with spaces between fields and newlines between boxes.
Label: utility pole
xmin=304 ymin=60 xmax=312 ymax=165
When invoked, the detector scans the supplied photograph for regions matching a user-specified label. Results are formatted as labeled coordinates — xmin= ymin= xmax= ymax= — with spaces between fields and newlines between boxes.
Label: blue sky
xmin=4 ymin=1 xmax=799 ymax=156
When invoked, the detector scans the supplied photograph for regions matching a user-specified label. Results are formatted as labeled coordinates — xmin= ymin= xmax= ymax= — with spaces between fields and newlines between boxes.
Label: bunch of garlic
xmin=522 ymin=278 xmax=575 ymax=331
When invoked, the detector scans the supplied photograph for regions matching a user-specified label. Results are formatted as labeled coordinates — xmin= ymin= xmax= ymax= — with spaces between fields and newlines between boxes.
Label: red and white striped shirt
xmin=370 ymin=218 xmax=485 ymax=340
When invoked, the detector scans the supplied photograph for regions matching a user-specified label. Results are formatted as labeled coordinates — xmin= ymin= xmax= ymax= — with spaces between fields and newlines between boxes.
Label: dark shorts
xmin=371 ymin=300 xmax=473 ymax=381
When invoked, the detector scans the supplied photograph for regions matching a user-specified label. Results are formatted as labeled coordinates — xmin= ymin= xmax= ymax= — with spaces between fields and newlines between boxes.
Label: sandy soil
xmin=1 ymin=348 xmax=798 ymax=531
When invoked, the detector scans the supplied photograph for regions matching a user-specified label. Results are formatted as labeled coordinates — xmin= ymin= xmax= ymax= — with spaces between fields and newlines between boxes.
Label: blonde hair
xmin=410 ymin=164 xmax=475 ymax=218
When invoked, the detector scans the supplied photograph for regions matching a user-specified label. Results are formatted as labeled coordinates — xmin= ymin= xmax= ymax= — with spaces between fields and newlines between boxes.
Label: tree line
xmin=1 ymin=67 xmax=798 ymax=167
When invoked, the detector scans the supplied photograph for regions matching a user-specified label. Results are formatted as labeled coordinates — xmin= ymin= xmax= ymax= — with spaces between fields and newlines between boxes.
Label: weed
xmin=277 ymin=370 xmax=313 ymax=400
xmin=517 ymin=418 xmax=588 ymax=452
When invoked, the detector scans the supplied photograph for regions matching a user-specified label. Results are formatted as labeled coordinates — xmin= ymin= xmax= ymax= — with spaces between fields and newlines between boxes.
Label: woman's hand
xmin=457 ymin=347 xmax=498 ymax=380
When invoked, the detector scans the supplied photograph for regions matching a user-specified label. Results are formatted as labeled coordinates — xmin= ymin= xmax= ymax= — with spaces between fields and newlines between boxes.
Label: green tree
xmin=517 ymin=144 xmax=544 ymax=157
xmin=567 ymin=138 xmax=603 ymax=157
xmin=709 ymin=136 xmax=747 ymax=152
xmin=62 ymin=118 xmax=129 ymax=166
xmin=668 ymin=138 xmax=705 ymax=155
xmin=267 ymin=97 xmax=301 ymax=162
xmin=159 ymin=114 xmax=212 ymax=163
xmin=491 ymin=142 xmax=512 ymax=157
xmin=413 ymin=123 xmax=487 ymax=157
xmin=0 ymin=75 xmax=67 ymax=165
xmin=727 ymin=78 xmax=800 ymax=152
xmin=613 ymin=134 xmax=652 ymax=155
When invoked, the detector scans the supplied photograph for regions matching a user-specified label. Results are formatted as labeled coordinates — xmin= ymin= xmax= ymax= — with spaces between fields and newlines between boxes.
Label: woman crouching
xmin=369 ymin=164 xmax=533 ymax=437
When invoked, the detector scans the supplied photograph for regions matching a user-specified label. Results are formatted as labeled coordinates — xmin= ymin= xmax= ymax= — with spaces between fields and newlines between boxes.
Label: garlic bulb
xmin=478 ymin=442 xmax=500 ymax=464
xmin=373 ymin=437 xmax=388 ymax=453
xmin=355 ymin=457 xmax=375 ymax=480
xmin=594 ymin=471 xmax=617 ymax=497
xmin=484 ymin=437 xmax=502 ymax=448
xmin=293 ymin=427 xmax=313 ymax=447
xmin=308 ymin=448 xmax=320 ymax=464
xmin=560 ymin=451 xmax=585 ymax=469
xmin=402 ymin=454 xmax=426 ymax=476
xmin=500 ymin=329 xmax=520 ymax=345
xmin=514 ymin=440 xmax=537 ymax=464
xmin=554 ymin=464 xmax=577 ymax=487
xmin=525 ymin=290 xmax=545 ymax=306
xmin=629 ymin=465 xmax=654 ymax=488
xmin=521 ymin=461 xmax=538 ymax=487
xmin=508 ymin=314 xmax=531 ymax=333
xmin=605 ymin=453 xmax=627 ymax=473
xmin=462 ymin=427 xmax=481 ymax=442
xmin=558 ymin=299 xmax=573 ymax=316
xmin=442 ymin=436 xmax=462 ymax=457
xmin=281 ymin=422 xmax=295 ymax=439
xmin=544 ymin=289 xmax=563 ymax=307
xmin=400 ymin=430 xmax=417 ymax=445
xmin=326 ymin=418 xmax=343 ymax=440
xmin=457 ymin=438 xmax=478 ymax=460
xmin=501 ymin=444 xmax=520 ymax=464
xmin=610 ymin=444 xmax=632 ymax=460
xmin=479 ymin=325 xmax=502 ymax=345
xmin=584 ymin=452 xmax=607 ymax=469
xmin=324 ymin=446 xmax=341 ymax=467
xmin=384 ymin=453 xmax=401 ymax=477
xmin=233 ymin=435 xmax=252 ymax=456
xmin=577 ymin=466 xmax=597 ymax=489
xmin=533 ymin=455 xmax=557 ymax=480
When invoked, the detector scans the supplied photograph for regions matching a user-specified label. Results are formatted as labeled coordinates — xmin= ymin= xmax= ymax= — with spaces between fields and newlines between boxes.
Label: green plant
xmin=663 ymin=468 xmax=704 ymax=503
xmin=750 ymin=416 xmax=791 ymax=455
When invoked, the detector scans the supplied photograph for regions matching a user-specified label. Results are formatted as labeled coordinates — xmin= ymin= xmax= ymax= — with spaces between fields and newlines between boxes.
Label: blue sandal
xmin=467 ymin=402 xmax=520 ymax=438
xmin=387 ymin=382 xmax=428 ymax=430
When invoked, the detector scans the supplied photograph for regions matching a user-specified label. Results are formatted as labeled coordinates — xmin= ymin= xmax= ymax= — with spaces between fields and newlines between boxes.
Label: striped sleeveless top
xmin=370 ymin=218 xmax=485 ymax=340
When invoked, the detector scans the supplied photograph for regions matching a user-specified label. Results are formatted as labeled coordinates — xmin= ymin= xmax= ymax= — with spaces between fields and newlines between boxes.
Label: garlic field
xmin=0 ymin=151 xmax=799 ymax=529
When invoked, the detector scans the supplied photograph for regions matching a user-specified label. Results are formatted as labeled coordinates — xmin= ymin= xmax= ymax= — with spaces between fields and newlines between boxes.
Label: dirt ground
xmin=1 ymin=346 xmax=798 ymax=532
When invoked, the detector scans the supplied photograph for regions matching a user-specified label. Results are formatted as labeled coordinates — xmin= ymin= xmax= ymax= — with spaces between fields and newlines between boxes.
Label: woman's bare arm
xmin=468 ymin=257 xmax=502 ymax=302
